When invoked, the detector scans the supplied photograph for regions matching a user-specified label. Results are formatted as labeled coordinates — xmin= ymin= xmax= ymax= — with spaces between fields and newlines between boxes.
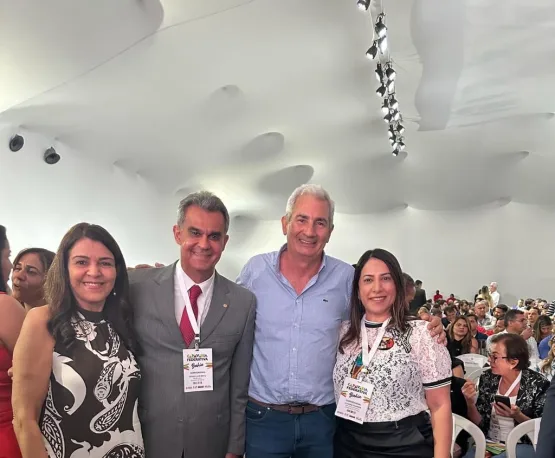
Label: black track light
xmin=375 ymin=14 xmax=387 ymax=38
xmin=376 ymin=84 xmax=387 ymax=97
xmin=392 ymin=148 xmax=400 ymax=156
xmin=388 ymin=95 xmax=399 ymax=110
xmin=387 ymin=80 xmax=395 ymax=93
xmin=375 ymin=63 xmax=384 ymax=82
xmin=385 ymin=65 xmax=396 ymax=81
xmin=357 ymin=0 xmax=370 ymax=11
xmin=397 ymin=123 xmax=405 ymax=134
xmin=383 ymin=112 xmax=393 ymax=123
xmin=387 ymin=126 xmax=395 ymax=138
xmin=378 ymin=36 xmax=387 ymax=53
xmin=44 ymin=147 xmax=61 ymax=165
xmin=390 ymin=133 xmax=404 ymax=147
xmin=9 ymin=134 xmax=24 ymax=152
xmin=381 ymin=100 xmax=389 ymax=114
xmin=366 ymin=42 xmax=379 ymax=60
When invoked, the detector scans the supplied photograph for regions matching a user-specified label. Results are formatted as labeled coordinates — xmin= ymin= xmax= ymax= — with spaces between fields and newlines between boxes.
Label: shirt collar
xmin=176 ymin=262 xmax=215 ymax=294
xmin=275 ymin=243 xmax=327 ymax=274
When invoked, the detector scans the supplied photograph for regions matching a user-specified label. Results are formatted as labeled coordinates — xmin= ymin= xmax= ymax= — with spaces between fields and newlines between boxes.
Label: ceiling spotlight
xmin=387 ymin=80 xmax=395 ymax=93
xmin=392 ymin=148 xmax=399 ymax=157
xmin=376 ymin=84 xmax=387 ymax=97
xmin=378 ymin=36 xmax=387 ymax=53
xmin=366 ymin=42 xmax=379 ymax=60
xmin=392 ymin=111 xmax=401 ymax=121
xmin=9 ymin=134 xmax=24 ymax=152
xmin=388 ymin=95 xmax=399 ymax=110
xmin=397 ymin=141 xmax=406 ymax=150
xmin=385 ymin=65 xmax=396 ymax=81
xmin=357 ymin=0 xmax=370 ymax=11
xmin=390 ymin=133 xmax=404 ymax=145
xmin=375 ymin=14 xmax=387 ymax=38
xmin=44 ymin=147 xmax=60 ymax=165
xmin=387 ymin=126 xmax=395 ymax=138
xmin=397 ymin=123 xmax=405 ymax=134
xmin=375 ymin=63 xmax=384 ymax=82
xmin=381 ymin=100 xmax=389 ymax=114
xmin=384 ymin=112 xmax=393 ymax=123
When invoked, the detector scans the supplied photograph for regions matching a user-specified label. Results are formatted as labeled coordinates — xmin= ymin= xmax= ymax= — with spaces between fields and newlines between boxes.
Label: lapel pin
xmin=223 ymin=303 xmax=228 ymax=308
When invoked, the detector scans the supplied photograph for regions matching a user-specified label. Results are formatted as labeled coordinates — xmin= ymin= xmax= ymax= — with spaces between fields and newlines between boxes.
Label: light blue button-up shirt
xmin=237 ymin=245 xmax=354 ymax=406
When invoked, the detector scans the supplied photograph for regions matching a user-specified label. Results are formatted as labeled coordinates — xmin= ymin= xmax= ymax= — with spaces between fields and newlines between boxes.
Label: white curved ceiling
xmin=1 ymin=0 xmax=555 ymax=262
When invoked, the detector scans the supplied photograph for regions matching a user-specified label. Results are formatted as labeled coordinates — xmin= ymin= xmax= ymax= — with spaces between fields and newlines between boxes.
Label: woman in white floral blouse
xmin=333 ymin=248 xmax=452 ymax=458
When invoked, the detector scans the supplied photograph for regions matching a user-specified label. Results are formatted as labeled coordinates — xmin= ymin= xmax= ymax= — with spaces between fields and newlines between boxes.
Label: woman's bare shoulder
xmin=23 ymin=305 xmax=52 ymax=328
xmin=0 ymin=294 xmax=25 ymax=318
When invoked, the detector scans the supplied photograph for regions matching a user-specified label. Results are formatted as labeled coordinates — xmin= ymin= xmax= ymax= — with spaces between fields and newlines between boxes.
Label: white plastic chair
xmin=466 ymin=367 xmax=485 ymax=384
xmin=505 ymin=418 xmax=541 ymax=458
xmin=451 ymin=413 xmax=487 ymax=458
xmin=457 ymin=353 xmax=488 ymax=368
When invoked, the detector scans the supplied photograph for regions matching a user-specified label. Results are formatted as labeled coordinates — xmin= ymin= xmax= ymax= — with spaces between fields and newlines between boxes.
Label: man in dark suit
xmin=129 ymin=191 xmax=256 ymax=458
xmin=536 ymin=374 xmax=555 ymax=457
xmin=409 ymin=279 xmax=427 ymax=314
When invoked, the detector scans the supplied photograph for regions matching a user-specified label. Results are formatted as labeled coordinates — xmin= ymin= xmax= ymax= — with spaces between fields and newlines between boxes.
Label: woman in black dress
xmin=12 ymin=223 xmax=144 ymax=457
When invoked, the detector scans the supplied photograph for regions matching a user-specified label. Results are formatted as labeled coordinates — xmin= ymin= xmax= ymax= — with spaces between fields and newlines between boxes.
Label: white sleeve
xmin=413 ymin=323 xmax=452 ymax=390
xmin=528 ymin=338 xmax=540 ymax=360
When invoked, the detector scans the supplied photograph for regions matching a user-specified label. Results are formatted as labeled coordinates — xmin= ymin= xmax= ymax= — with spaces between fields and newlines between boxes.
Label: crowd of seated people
xmin=411 ymin=286 xmax=555 ymax=457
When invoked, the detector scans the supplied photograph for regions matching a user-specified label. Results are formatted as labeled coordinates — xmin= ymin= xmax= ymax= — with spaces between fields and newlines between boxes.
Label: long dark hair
xmin=45 ymin=223 xmax=139 ymax=354
xmin=447 ymin=316 xmax=473 ymax=354
xmin=0 ymin=225 xmax=7 ymax=293
xmin=339 ymin=248 xmax=409 ymax=352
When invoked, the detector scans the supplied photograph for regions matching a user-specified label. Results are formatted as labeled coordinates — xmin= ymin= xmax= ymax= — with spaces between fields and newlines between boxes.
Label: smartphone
xmin=494 ymin=395 xmax=511 ymax=408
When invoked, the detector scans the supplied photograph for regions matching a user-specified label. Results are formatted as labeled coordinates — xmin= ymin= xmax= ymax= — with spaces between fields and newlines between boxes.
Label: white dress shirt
xmin=174 ymin=265 xmax=215 ymax=327
xmin=491 ymin=291 xmax=500 ymax=307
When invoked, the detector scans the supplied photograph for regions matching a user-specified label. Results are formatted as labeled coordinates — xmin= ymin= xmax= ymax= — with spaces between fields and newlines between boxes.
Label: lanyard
xmin=177 ymin=270 xmax=201 ymax=351
xmin=499 ymin=371 xmax=521 ymax=397
xmin=360 ymin=317 xmax=391 ymax=375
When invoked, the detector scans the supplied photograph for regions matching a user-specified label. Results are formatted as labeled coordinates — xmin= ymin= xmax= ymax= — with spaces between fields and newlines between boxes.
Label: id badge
xmin=183 ymin=349 xmax=213 ymax=392
xmin=335 ymin=377 xmax=374 ymax=424
xmin=489 ymin=412 xmax=501 ymax=443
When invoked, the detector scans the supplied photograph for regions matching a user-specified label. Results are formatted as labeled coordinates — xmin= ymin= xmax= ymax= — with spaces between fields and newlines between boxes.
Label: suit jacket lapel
xmin=200 ymin=272 xmax=230 ymax=344
xmin=152 ymin=262 xmax=184 ymax=344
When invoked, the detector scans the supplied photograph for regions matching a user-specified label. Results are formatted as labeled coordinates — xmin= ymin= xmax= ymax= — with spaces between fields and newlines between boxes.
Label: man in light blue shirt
xmin=238 ymin=184 xmax=445 ymax=458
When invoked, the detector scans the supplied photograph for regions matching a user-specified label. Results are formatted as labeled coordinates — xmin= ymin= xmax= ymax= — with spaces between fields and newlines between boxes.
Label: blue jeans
xmin=464 ymin=443 xmax=536 ymax=458
xmin=245 ymin=401 xmax=336 ymax=458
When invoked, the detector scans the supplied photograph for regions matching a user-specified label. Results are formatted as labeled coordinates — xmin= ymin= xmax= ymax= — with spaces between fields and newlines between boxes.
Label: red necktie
xmin=180 ymin=284 xmax=202 ymax=346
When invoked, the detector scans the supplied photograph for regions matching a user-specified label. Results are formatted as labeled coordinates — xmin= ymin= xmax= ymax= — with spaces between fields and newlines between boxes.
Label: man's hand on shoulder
xmin=423 ymin=314 xmax=447 ymax=346
xmin=128 ymin=262 xmax=165 ymax=271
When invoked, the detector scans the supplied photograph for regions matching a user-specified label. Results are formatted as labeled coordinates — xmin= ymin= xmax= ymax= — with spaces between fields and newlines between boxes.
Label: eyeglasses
xmin=486 ymin=353 xmax=510 ymax=363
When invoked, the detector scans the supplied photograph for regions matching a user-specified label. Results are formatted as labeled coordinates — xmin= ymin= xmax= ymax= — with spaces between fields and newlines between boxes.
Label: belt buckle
xmin=288 ymin=402 xmax=306 ymax=414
